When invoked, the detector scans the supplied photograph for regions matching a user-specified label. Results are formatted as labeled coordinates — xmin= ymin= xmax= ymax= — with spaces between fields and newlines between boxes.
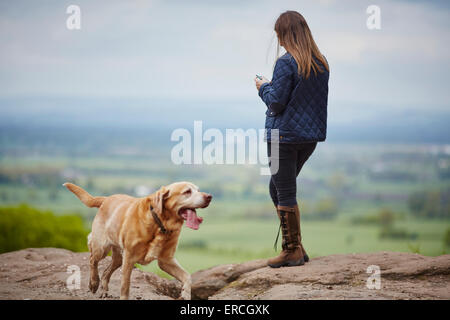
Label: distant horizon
xmin=1 ymin=95 xmax=449 ymax=144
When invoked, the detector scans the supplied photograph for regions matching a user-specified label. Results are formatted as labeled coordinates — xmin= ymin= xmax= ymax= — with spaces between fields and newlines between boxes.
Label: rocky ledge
xmin=0 ymin=248 xmax=448 ymax=300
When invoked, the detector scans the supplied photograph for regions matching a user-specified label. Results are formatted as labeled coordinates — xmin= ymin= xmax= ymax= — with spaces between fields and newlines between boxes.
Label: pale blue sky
xmin=0 ymin=0 xmax=449 ymax=127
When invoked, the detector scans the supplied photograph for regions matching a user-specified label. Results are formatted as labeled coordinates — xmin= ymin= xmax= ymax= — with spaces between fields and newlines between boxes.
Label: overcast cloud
xmin=0 ymin=0 xmax=449 ymax=118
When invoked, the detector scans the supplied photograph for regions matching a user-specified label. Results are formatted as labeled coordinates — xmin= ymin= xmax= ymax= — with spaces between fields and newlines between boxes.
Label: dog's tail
xmin=63 ymin=182 xmax=106 ymax=208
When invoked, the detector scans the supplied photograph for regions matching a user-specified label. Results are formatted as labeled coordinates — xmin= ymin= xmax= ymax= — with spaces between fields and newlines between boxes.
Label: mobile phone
xmin=256 ymin=74 xmax=262 ymax=80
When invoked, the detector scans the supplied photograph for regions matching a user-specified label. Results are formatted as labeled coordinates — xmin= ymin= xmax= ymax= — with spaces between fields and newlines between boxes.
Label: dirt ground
xmin=0 ymin=248 xmax=449 ymax=300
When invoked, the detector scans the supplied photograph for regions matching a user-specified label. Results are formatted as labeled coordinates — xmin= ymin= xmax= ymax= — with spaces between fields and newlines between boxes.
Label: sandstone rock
xmin=208 ymin=252 xmax=450 ymax=300
xmin=191 ymin=259 xmax=267 ymax=299
xmin=0 ymin=248 xmax=448 ymax=300
xmin=0 ymin=248 xmax=174 ymax=300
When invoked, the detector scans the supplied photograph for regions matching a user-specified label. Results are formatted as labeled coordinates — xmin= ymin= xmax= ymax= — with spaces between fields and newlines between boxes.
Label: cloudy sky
xmin=0 ymin=0 xmax=449 ymax=129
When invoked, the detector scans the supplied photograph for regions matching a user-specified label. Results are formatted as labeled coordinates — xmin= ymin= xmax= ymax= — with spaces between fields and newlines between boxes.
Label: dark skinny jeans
xmin=268 ymin=142 xmax=317 ymax=207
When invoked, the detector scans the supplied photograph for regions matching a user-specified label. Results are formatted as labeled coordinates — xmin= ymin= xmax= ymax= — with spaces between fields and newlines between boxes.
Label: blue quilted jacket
xmin=258 ymin=52 xmax=329 ymax=143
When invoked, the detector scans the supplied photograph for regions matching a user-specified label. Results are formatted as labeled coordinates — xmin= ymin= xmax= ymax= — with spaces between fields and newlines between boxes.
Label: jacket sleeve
xmin=258 ymin=58 xmax=295 ymax=114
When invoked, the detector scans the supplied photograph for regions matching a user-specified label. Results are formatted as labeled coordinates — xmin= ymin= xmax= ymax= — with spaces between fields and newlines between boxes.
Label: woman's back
xmin=263 ymin=52 xmax=329 ymax=143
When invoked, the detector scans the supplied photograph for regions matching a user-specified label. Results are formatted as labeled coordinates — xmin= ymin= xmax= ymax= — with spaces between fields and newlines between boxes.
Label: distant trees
xmin=313 ymin=198 xmax=339 ymax=220
xmin=326 ymin=173 xmax=349 ymax=202
xmin=379 ymin=227 xmax=418 ymax=240
xmin=378 ymin=208 xmax=395 ymax=227
xmin=351 ymin=208 xmax=395 ymax=226
xmin=243 ymin=197 xmax=339 ymax=221
xmin=0 ymin=167 xmax=64 ymax=188
xmin=0 ymin=205 xmax=88 ymax=253
xmin=444 ymin=228 xmax=450 ymax=248
xmin=368 ymin=170 xmax=417 ymax=182
xmin=298 ymin=198 xmax=339 ymax=221
xmin=377 ymin=208 xmax=418 ymax=240
xmin=352 ymin=208 xmax=418 ymax=240
xmin=408 ymin=189 xmax=450 ymax=219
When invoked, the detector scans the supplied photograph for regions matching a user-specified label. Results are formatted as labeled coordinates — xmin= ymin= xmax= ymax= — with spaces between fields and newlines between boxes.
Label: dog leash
xmin=149 ymin=205 xmax=168 ymax=234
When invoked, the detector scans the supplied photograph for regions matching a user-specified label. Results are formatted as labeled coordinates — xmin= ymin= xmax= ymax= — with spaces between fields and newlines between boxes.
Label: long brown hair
xmin=275 ymin=11 xmax=329 ymax=79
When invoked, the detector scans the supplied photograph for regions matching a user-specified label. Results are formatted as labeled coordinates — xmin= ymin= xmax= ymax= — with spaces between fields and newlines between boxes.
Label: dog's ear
xmin=151 ymin=186 xmax=170 ymax=215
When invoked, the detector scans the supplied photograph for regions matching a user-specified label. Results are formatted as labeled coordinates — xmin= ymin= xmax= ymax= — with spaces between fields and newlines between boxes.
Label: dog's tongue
xmin=185 ymin=209 xmax=203 ymax=230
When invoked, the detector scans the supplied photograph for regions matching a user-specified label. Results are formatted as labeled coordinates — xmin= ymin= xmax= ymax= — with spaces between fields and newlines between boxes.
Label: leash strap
xmin=150 ymin=205 xmax=168 ymax=234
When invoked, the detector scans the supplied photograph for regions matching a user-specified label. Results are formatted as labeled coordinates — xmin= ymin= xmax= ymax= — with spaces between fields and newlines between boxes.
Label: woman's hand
xmin=254 ymin=76 xmax=269 ymax=91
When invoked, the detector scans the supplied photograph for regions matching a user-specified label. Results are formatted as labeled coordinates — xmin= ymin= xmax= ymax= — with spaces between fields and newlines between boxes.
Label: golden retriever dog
xmin=63 ymin=181 xmax=212 ymax=300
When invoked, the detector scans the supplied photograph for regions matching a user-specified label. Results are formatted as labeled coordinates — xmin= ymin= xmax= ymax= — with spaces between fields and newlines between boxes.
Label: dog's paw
xmin=180 ymin=290 xmax=191 ymax=300
xmin=180 ymin=278 xmax=192 ymax=300
xmin=89 ymin=280 xmax=99 ymax=294
xmin=99 ymin=292 xmax=111 ymax=299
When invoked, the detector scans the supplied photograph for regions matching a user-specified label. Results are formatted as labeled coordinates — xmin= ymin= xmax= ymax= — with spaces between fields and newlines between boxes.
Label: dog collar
xmin=149 ymin=205 xmax=168 ymax=234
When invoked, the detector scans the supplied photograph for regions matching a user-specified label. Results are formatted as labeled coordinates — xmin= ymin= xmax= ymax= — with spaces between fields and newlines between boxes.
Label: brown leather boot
xmin=294 ymin=204 xmax=309 ymax=263
xmin=268 ymin=205 xmax=305 ymax=268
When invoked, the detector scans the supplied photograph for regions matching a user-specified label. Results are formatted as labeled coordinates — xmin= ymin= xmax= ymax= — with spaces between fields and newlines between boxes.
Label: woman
xmin=255 ymin=11 xmax=329 ymax=268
